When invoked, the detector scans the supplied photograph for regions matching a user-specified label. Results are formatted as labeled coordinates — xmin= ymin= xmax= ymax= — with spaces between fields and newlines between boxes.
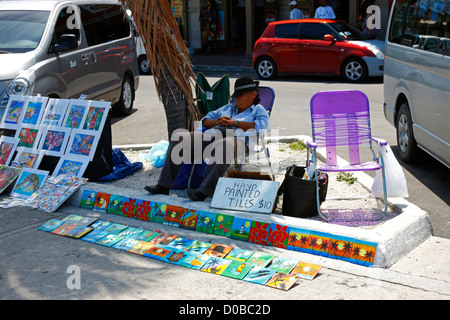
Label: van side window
xmin=275 ymin=23 xmax=300 ymax=39
xmin=49 ymin=6 xmax=81 ymax=53
xmin=79 ymin=4 xmax=130 ymax=47
xmin=299 ymin=23 xmax=329 ymax=40
xmin=389 ymin=0 xmax=450 ymax=54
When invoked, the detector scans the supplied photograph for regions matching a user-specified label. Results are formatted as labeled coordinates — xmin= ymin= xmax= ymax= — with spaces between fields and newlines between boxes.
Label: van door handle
xmin=81 ymin=52 xmax=96 ymax=64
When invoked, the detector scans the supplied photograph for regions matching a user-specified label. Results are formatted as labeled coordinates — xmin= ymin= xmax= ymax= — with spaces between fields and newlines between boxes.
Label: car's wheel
xmin=396 ymin=103 xmax=422 ymax=163
xmin=256 ymin=57 xmax=278 ymax=80
xmin=112 ymin=75 xmax=134 ymax=116
xmin=341 ymin=57 xmax=368 ymax=82
xmin=138 ymin=55 xmax=151 ymax=75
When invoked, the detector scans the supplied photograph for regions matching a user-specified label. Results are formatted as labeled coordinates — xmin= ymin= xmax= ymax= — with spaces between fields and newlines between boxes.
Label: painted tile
xmin=308 ymin=231 xmax=331 ymax=257
xmin=350 ymin=240 xmax=377 ymax=267
xmin=163 ymin=204 xmax=184 ymax=227
xmin=248 ymin=221 xmax=270 ymax=245
xmin=106 ymin=194 xmax=125 ymax=215
xmin=328 ymin=235 xmax=354 ymax=262
xmin=291 ymin=261 xmax=323 ymax=280
xmin=200 ymin=257 xmax=232 ymax=275
xmin=229 ymin=217 xmax=252 ymax=242
xmin=267 ymin=223 xmax=290 ymax=249
xmin=213 ymin=213 xmax=234 ymax=237
xmin=179 ymin=208 xmax=199 ymax=231
xmin=265 ymin=272 xmax=299 ymax=291
xmin=287 ymin=227 xmax=311 ymax=253
xmin=148 ymin=201 xmax=167 ymax=223
xmin=242 ymin=266 xmax=276 ymax=285
xmin=195 ymin=211 xmax=216 ymax=234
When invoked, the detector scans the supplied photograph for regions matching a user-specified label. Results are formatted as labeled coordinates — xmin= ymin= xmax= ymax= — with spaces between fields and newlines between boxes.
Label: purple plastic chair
xmin=306 ymin=90 xmax=388 ymax=221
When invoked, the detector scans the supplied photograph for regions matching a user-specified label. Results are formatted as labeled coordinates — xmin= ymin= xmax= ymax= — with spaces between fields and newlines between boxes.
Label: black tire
xmin=112 ymin=75 xmax=134 ymax=116
xmin=138 ymin=55 xmax=151 ymax=75
xmin=341 ymin=57 xmax=368 ymax=82
xmin=256 ymin=57 xmax=278 ymax=80
xmin=396 ymin=103 xmax=422 ymax=163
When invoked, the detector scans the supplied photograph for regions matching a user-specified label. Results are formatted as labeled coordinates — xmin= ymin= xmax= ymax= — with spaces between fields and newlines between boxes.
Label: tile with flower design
xmin=248 ymin=221 xmax=270 ymax=245
xmin=267 ymin=223 xmax=290 ymax=249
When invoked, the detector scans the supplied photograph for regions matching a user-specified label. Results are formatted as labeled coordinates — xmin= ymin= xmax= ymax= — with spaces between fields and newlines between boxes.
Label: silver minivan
xmin=0 ymin=0 xmax=139 ymax=117
xmin=384 ymin=0 xmax=450 ymax=168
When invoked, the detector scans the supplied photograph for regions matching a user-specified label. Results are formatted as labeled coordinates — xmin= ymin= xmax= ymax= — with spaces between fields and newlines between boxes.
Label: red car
xmin=252 ymin=19 xmax=385 ymax=82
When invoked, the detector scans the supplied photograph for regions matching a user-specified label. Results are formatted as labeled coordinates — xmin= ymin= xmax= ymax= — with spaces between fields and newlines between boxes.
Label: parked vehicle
xmin=127 ymin=9 xmax=151 ymax=75
xmin=383 ymin=0 xmax=449 ymax=167
xmin=0 ymin=0 xmax=140 ymax=117
xmin=252 ymin=19 xmax=385 ymax=82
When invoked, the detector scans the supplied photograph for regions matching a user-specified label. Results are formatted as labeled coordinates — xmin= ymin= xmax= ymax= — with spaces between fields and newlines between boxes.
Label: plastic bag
xmin=140 ymin=140 xmax=169 ymax=168
xmin=371 ymin=143 xmax=409 ymax=198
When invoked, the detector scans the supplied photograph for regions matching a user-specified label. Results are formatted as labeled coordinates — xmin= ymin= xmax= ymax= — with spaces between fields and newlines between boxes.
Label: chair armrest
xmin=372 ymin=137 xmax=387 ymax=146
xmin=306 ymin=139 xmax=317 ymax=149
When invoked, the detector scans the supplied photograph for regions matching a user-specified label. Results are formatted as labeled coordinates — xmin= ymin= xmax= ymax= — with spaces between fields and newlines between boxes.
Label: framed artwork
xmin=12 ymin=147 xmax=44 ymax=169
xmin=65 ymin=129 xmax=100 ymax=160
xmin=10 ymin=167 xmax=49 ymax=199
xmin=82 ymin=101 xmax=109 ymax=132
xmin=38 ymin=125 xmax=71 ymax=156
xmin=0 ymin=165 xmax=22 ymax=193
xmin=21 ymin=96 xmax=48 ymax=125
xmin=0 ymin=95 xmax=29 ymax=130
xmin=0 ymin=136 xmax=19 ymax=165
xmin=63 ymin=99 xmax=89 ymax=129
xmin=14 ymin=124 xmax=42 ymax=148
xmin=41 ymin=99 xmax=70 ymax=126
xmin=53 ymin=155 xmax=89 ymax=178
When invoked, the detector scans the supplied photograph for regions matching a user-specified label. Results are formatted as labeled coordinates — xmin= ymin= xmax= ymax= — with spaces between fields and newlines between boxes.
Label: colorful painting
xmin=184 ymin=240 xmax=212 ymax=254
xmin=0 ymin=165 xmax=22 ymax=193
xmin=247 ymin=252 xmax=275 ymax=267
xmin=15 ymin=124 xmax=41 ymax=148
xmin=82 ymin=101 xmax=109 ymax=131
xmin=10 ymin=168 xmax=48 ymax=199
xmin=195 ymin=211 xmax=216 ymax=234
xmin=166 ymin=237 xmax=194 ymax=250
xmin=37 ymin=219 xmax=65 ymax=232
xmin=135 ymin=199 xmax=152 ymax=221
xmin=269 ymin=257 xmax=299 ymax=274
xmin=102 ymin=223 xmax=128 ymax=235
xmin=38 ymin=126 xmax=71 ymax=156
xmin=213 ymin=213 xmax=234 ymax=237
xmin=106 ymin=194 xmax=125 ymax=215
xmin=80 ymin=229 xmax=108 ymax=243
xmin=127 ymin=241 xmax=156 ymax=255
xmin=144 ymin=245 xmax=174 ymax=261
xmin=221 ymin=261 xmax=255 ymax=280
xmin=164 ymin=204 xmax=184 ymax=227
xmin=112 ymin=236 xmax=143 ymax=251
xmin=225 ymin=248 xmax=254 ymax=262
xmin=97 ymin=234 xmax=126 ymax=247
xmin=22 ymin=97 xmax=48 ymax=125
xmin=248 ymin=221 xmax=270 ymax=245
xmin=148 ymin=233 xmax=178 ymax=246
xmin=92 ymin=192 xmax=111 ymax=212
xmin=267 ymin=223 xmax=290 ymax=249
xmin=0 ymin=136 xmax=19 ymax=165
xmin=328 ymin=235 xmax=355 ymax=262
xmin=164 ymin=249 xmax=188 ymax=265
xmin=50 ymin=222 xmax=78 ymax=236
xmin=13 ymin=147 xmax=44 ymax=169
xmin=65 ymin=226 xmax=93 ymax=239
xmin=0 ymin=96 xmax=28 ymax=129
xmin=53 ymin=155 xmax=89 ymax=178
xmin=41 ymin=98 xmax=70 ymax=126
xmin=349 ymin=240 xmax=377 ymax=267
xmin=200 ymin=257 xmax=232 ymax=275
xmin=63 ymin=100 xmax=89 ymax=129
xmin=287 ymin=227 xmax=311 ymax=253
xmin=90 ymin=220 xmax=113 ymax=231
xmin=120 ymin=197 xmax=138 ymax=218
xmin=242 ymin=266 xmax=276 ymax=286
xmin=179 ymin=208 xmax=199 ymax=231
xmin=77 ymin=216 xmax=98 ymax=226
xmin=291 ymin=261 xmax=322 ymax=280
xmin=79 ymin=189 xmax=97 ymax=209
xmin=61 ymin=214 xmax=84 ymax=223
xmin=308 ymin=231 xmax=331 ymax=257
xmin=66 ymin=129 xmax=99 ymax=160
xmin=203 ymin=243 xmax=233 ymax=258
xmin=178 ymin=253 xmax=210 ymax=270
xmin=229 ymin=217 xmax=252 ymax=241
xmin=148 ymin=201 xmax=167 ymax=223
xmin=265 ymin=272 xmax=299 ymax=291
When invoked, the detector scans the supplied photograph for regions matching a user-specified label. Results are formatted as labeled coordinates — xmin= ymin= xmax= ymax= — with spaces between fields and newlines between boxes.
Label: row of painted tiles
xmin=79 ymin=189 xmax=377 ymax=267
xmin=38 ymin=214 xmax=325 ymax=291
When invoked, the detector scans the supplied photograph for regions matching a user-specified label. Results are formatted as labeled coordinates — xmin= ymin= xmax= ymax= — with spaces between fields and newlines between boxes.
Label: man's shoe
xmin=186 ymin=188 xmax=208 ymax=201
xmin=144 ymin=184 xmax=170 ymax=195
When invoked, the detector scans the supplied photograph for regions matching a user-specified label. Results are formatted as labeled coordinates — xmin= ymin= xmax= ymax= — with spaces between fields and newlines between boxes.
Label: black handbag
xmin=277 ymin=165 xmax=328 ymax=218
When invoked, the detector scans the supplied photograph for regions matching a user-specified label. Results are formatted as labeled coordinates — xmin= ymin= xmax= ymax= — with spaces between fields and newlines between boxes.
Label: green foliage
xmin=336 ymin=172 xmax=357 ymax=185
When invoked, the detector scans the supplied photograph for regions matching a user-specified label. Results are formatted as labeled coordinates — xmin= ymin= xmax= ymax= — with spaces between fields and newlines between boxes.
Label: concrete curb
xmin=69 ymin=135 xmax=432 ymax=269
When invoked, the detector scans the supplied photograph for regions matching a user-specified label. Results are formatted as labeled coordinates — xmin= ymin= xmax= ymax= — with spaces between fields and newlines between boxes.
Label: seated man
xmin=145 ymin=76 xmax=270 ymax=201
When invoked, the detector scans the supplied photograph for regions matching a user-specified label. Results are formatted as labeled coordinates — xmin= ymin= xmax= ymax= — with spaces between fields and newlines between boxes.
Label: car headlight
xmin=368 ymin=47 xmax=384 ymax=60
xmin=6 ymin=78 xmax=30 ymax=96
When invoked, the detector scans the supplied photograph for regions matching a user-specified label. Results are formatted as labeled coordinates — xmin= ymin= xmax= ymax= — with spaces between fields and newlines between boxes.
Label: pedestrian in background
xmin=289 ymin=1 xmax=304 ymax=20
xmin=314 ymin=0 xmax=336 ymax=19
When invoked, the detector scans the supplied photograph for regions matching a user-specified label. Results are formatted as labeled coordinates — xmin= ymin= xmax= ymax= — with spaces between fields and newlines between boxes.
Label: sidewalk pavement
xmin=0 ymin=136 xmax=449 ymax=300
xmin=191 ymin=50 xmax=254 ymax=74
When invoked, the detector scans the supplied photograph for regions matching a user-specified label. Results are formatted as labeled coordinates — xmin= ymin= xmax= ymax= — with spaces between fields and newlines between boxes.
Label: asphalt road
xmin=111 ymin=72 xmax=449 ymax=239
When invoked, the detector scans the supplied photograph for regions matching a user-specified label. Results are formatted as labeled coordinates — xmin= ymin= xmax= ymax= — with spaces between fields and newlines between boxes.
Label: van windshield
xmin=0 ymin=10 xmax=50 ymax=53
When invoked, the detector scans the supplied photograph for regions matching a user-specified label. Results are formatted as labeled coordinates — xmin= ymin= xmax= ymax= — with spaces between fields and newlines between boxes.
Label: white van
xmin=383 ymin=0 xmax=450 ymax=168
xmin=0 ymin=0 xmax=140 ymax=117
